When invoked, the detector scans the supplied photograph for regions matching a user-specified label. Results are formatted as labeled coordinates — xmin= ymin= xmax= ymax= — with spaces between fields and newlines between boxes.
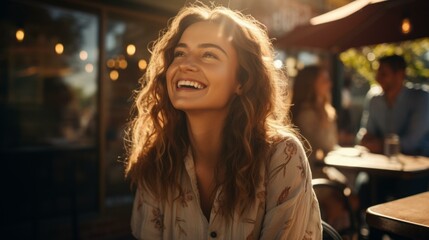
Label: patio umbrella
xmin=275 ymin=0 xmax=429 ymax=52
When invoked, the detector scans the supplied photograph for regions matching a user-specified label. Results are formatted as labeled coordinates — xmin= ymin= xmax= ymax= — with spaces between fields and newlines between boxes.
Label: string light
xmin=16 ymin=29 xmax=25 ymax=41
xmin=55 ymin=43 xmax=64 ymax=54
xmin=110 ymin=70 xmax=119 ymax=81
xmin=85 ymin=63 xmax=93 ymax=73
xmin=107 ymin=59 xmax=115 ymax=68
xmin=138 ymin=59 xmax=147 ymax=70
xmin=119 ymin=59 xmax=128 ymax=69
xmin=80 ymin=50 xmax=88 ymax=60
xmin=401 ymin=18 xmax=411 ymax=35
xmin=126 ymin=44 xmax=136 ymax=56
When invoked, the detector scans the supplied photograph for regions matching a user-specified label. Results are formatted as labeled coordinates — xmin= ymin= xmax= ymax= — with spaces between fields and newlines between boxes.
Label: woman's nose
xmin=178 ymin=56 xmax=198 ymax=72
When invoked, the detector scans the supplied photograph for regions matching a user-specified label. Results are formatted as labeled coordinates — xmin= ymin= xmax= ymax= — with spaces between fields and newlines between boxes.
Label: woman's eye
xmin=173 ymin=51 xmax=185 ymax=58
xmin=202 ymin=52 xmax=218 ymax=59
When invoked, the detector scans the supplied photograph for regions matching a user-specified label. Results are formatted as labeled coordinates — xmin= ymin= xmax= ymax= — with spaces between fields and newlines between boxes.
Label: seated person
xmin=291 ymin=65 xmax=338 ymax=178
xmin=292 ymin=65 xmax=355 ymax=233
xmin=358 ymin=55 xmax=429 ymax=157
xmin=356 ymin=55 xmax=429 ymax=230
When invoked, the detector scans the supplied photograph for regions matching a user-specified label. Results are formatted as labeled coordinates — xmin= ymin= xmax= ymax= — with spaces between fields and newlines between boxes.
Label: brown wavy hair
xmin=291 ymin=65 xmax=330 ymax=124
xmin=125 ymin=3 xmax=292 ymax=218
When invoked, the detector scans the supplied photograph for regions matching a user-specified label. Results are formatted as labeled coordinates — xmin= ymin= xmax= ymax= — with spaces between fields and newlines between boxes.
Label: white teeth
xmin=177 ymin=80 xmax=205 ymax=89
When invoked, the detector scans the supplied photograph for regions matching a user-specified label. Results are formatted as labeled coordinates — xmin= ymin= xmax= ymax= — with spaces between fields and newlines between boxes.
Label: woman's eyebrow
xmin=175 ymin=42 xmax=228 ymax=57
xmin=198 ymin=43 xmax=228 ymax=56
xmin=175 ymin=43 xmax=188 ymax=49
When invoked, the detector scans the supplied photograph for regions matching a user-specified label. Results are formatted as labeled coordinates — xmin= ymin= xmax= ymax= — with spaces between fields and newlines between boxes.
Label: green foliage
xmin=340 ymin=38 xmax=429 ymax=86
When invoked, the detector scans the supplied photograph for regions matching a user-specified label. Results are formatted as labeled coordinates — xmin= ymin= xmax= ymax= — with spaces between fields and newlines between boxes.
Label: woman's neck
xmin=186 ymin=111 xmax=226 ymax=166
xmin=185 ymin=111 xmax=227 ymax=220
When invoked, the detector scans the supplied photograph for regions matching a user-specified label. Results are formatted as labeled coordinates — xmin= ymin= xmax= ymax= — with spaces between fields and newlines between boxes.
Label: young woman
xmin=125 ymin=4 xmax=321 ymax=239
xmin=291 ymin=65 xmax=338 ymax=178
xmin=292 ymin=65 xmax=356 ymax=234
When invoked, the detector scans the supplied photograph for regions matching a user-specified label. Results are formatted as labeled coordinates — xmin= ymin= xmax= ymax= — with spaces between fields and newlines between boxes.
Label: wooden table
xmin=324 ymin=147 xmax=429 ymax=179
xmin=324 ymin=147 xmax=429 ymax=207
xmin=366 ymin=191 xmax=429 ymax=239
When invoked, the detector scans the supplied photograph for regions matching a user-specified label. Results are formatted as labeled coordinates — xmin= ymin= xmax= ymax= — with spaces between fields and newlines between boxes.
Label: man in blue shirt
xmin=357 ymin=54 xmax=429 ymax=239
xmin=359 ymin=54 xmax=429 ymax=156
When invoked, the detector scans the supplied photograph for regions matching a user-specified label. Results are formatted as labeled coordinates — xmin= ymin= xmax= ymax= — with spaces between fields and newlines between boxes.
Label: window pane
xmin=104 ymin=14 xmax=164 ymax=204
xmin=1 ymin=2 xmax=98 ymax=148
xmin=0 ymin=0 xmax=99 ymax=225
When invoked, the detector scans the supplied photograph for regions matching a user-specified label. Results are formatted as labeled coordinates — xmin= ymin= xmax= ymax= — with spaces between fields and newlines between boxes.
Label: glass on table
xmin=384 ymin=133 xmax=400 ymax=158
xmin=384 ymin=134 xmax=404 ymax=168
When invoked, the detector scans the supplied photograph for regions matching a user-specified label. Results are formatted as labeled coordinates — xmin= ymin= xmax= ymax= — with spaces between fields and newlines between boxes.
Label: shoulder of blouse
xmin=267 ymin=132 xmax=307 ymax=168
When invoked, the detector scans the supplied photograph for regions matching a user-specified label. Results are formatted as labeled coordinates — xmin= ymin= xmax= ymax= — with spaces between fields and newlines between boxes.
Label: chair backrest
xmin=312 ymin=178 xmax=357 ymax=240
xmin=322 ymin=220 xmax=343 ymax=240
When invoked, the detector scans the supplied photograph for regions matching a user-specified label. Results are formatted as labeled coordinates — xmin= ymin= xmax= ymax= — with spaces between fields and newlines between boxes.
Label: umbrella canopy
xmin=275 ymin=0 xmax=429 ymax=52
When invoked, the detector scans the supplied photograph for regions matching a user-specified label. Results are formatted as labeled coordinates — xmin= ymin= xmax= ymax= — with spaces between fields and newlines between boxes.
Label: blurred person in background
xmin=292 ymin=65 xmax=357 ymax=234
xmin=358 ymin=54 xmax=429 ymax=156
xmin=125 ymin=4 xmax=321 ymax=239
xmin=291 ymin=65 xmax=338 ymax=178
xmin=357 ymin=54 xmax=429 ymax=239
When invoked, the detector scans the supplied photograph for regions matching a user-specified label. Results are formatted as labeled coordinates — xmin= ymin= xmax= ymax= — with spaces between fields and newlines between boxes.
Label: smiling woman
xmin=125 ymin=3 xmax=322 ymax=239
xmin=166 ymin=21 xmax=240 ymax=114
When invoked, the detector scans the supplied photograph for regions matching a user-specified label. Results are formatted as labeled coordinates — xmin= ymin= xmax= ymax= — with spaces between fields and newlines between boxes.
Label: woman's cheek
xmin=166 ymin=64 xmax=175 ymax=85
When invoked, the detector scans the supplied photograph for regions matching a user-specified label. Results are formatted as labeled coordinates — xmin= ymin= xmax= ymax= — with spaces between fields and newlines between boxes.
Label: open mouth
xmin=176 ymin=80 xmax=206 ymax=90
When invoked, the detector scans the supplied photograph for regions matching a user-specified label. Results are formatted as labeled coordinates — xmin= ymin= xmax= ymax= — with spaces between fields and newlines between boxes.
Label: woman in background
xmin=292 ymin=65 xmax=359 ymax=237
xmin=291 ymin=65 xmax=338 ymax=178
xmin=125 ymin=4 xmax=321 ymax=239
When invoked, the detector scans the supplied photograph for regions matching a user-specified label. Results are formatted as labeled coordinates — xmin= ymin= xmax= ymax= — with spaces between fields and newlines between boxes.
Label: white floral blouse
xmin=131 ymin=133 xmax=322 ymax=239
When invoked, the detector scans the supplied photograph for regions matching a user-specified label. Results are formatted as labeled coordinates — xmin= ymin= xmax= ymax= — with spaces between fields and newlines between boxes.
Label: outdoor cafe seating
xmin=322 ymin=146 xmax=429 ymax=239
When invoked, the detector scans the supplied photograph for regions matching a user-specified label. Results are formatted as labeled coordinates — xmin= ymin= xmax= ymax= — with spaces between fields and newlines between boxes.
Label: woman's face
xmin=315 ymin=70 xmax=332 ymax=98
xmin=166 ymin=21 xmax=241 ymax=115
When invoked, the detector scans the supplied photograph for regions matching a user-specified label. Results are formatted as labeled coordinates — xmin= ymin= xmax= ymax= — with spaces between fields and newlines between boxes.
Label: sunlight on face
xmin=166 ymin=21 xmax=241 ymax=115
xmin=215 ymin=19 xmax=234 ymax=42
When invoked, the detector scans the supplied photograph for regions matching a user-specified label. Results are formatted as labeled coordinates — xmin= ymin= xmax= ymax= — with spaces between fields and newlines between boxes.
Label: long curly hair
xmin=125 ymin=4 xmax=292 ymax=218
xmin=291 ymin=65 xmax=331 ymax=124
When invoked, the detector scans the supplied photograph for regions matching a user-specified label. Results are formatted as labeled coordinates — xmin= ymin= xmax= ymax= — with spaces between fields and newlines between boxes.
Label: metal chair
xmin=312 ymin=178 xmax=358 ymax=240
xmin=322 ymin=220 xmax=343 ymax=240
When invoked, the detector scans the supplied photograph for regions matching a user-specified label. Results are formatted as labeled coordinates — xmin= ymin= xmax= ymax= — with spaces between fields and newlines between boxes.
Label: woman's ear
xmin=235 ymin=84 xmax=243 ymax=95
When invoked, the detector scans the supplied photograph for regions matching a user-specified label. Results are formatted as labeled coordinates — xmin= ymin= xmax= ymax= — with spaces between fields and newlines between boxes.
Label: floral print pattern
xmin=175 ymin=217 xmax=187 ymax=237
xmin=131 ymin=133 xmax=322 ymax=239
xmin=277 ymin=186 xmax=291 ymax=206
xmin=177 ymin=189 xmax=193 ymax=208
xmin=151 ymin=208 xmax=164 ymax=232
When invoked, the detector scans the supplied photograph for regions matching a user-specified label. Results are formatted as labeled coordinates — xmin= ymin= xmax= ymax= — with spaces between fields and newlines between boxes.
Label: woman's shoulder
xmin=268 ymin=130 xmax=307 ymax=166
xmin=265 ymin=130 xmax=312 ymax=193
xmin=271 ymin=130 xmax=302 ymax=146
